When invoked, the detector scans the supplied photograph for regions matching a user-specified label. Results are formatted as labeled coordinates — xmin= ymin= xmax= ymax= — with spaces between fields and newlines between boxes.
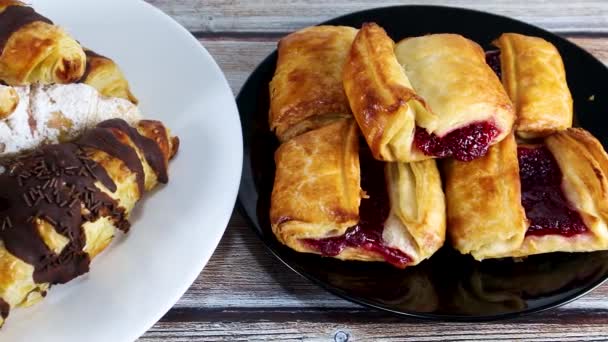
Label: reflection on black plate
xmin=236 ymin=5 xmax=608 ymax=320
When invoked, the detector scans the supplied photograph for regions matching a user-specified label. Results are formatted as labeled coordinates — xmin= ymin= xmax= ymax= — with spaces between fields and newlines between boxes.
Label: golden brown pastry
xmin=444 ymin=133 xmax=528 ymax=260
xmin=0 ymin=84 xmax=17 ymax=120
xmin=269 ymin=25 xmax=357 ymax=141
xmin=79 ymin=49 xmax=138 ymax=104
xmin=0 ymin=118 xmax=179 ymax=327
xmin=342 ymin=22 xmax=435 ymax=162
xmin=445 ymin=128 xmax=608 ymax=260
xmin=270 ymin=119 xmax=362 ymax=247
xmin=270 ymin=118 xmax=445 ymax=267
xmin=493 ymin=33 xmax=573 ymax=138
xmin=0 ymin=0 xmax=86 ymax=85
xmin=394 ymin=33 xmax=515 ymax=162
xmin=343 ymin=24 xmax=514 ymax=163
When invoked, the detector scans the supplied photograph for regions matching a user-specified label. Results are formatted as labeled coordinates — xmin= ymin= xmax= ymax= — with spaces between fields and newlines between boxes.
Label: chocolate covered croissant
xmin=0 ymin=0 xmax=86 ymax=85
xmin=0 ymin=118 xmax=179 ymax=326
xmin=79 ymin=49 xmax=138 ymax=104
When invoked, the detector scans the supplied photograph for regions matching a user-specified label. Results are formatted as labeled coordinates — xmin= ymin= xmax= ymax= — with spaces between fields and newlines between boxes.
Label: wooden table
xmin=139 ymin=1 xmax=608 ymax=340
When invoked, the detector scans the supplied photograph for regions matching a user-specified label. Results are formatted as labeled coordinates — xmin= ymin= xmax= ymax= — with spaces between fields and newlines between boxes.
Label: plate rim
xmin=236 ymin=4 xmax=608 ymax=322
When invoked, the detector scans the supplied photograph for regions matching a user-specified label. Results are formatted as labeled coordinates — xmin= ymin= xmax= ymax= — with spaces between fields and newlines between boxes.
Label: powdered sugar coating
xmin=0 ymin=84 xmax=141 ymax=156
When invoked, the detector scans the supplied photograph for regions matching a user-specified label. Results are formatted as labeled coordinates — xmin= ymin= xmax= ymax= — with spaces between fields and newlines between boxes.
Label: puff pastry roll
xmin=269 ymin=25 xmax=357 ymax=141
xmin=79 ymin=49 xmax=138 ymax=104
xmin=270 ymin=119 xmax=362 ymax=248
xmin=343 ymin=23 xmax=435 ymax=162
xmin=445 ymin=128 xmax=608 ymax=260
xmin=393 ymin=33 xmax=515 ymax=162
xmin=492 ymin=33 xmax=573 ymax=138
xmin=0 ymin=1 xmax=86 ymax=85
xmin=271 ymin=118 xmax=446 ymax=267
xmin=0 ymin=118 xmax=179 ymax=327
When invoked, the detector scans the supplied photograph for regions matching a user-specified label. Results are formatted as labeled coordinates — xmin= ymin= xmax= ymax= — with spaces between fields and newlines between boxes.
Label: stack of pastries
xmin=0 ymin=1 xmax=179 ymax=326
xmin=269 ymin=23 xmax=608 ymax=267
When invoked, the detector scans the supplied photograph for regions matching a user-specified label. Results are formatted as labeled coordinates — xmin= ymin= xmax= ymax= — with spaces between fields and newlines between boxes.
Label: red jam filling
xmin=485 ymin=50 xmax=502 ymax=78
xmin=414 ymin=122 xmax=500 ymax=162
xmin=518 ymin=146 xmax=588 ymax=237
xmin=303 ymin=146 xmax=412 ymax=267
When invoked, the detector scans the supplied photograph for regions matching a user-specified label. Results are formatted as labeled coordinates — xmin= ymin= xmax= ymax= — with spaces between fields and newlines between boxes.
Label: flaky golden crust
xmin=80 ymin=50 xmax=138 ymax=104
xmin=270 ymin=119 xmax=362 ymax=250
xmin=343 ymin=23 xmax=435 ymax=162
xmin=383 ymin=159 xmax=445 ymax=264
xmin=444 ymin=133 xmax=528 ymax=260
xmin=269 ymin=25 xmax=357 ymax=141
xmin=447 ymin=128 xmax=608 ymax=260
xmin=0 ymin=3 xmax=86 ymax=85
xmin=494 ymin=33 xmax=573 ymax=139
xmin=0 ymin=85 xmax=17 ymax=119
xmin=395 ymin=34 xmax=514 ymax=141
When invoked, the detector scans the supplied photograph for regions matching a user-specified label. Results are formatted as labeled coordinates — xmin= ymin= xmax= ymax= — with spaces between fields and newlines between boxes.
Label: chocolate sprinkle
xmin=0 ymin=119 xmax=171 ymax=320
xmin=0 ymin=120 xmax=166 ymax=284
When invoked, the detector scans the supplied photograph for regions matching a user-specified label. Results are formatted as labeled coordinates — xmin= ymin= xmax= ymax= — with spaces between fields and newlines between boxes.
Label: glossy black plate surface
xmin=236 ymin=5 xmax=608 ymax=320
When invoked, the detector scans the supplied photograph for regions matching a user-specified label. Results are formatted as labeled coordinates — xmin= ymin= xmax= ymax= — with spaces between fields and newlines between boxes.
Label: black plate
xmin=236 ymin=5 xmax=608 ymax=320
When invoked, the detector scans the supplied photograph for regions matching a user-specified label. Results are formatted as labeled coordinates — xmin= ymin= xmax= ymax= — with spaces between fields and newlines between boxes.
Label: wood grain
xmin=141 ymin=320 xmax=608 ymax=342
xmin=199 ymin=36 xmax=608 ymax=95
xmin=137 ymin=1 xmax=608 ymax=340
xmin=146 ymin=0 xmax=608 ymax=34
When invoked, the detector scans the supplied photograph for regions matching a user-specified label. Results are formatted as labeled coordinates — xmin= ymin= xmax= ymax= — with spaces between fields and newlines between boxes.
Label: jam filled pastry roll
xmin=491 ymin=33 xmax=573 ymax=138
xmin=270 ymin=119 xmax=362 ymax=251
xmin=0 ymin=119 xmax=179 ymax=327
xmin=270 ymin=119 xmax=446 ymax=268
xmin=0 ymin=0 xmax=86 ymax=85
xmin=79 ymin=49 xmax=138 ymax=104
xmin=393 ymin=33 xmax=515 ymax=162
xmin=269 ymin=25 xmax=357 ymax=142
xmin=343 ymin=22 xmax=436 ymax=162
xmin=445 ymin=128 xmax=608 ymax=260
xmin=444 ymin=133 xmax=527 ymax=260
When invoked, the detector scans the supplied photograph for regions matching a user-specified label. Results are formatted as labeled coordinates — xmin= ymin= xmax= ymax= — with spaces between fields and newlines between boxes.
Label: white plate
xmin=2 ymin=0 xmax=242 ymax=341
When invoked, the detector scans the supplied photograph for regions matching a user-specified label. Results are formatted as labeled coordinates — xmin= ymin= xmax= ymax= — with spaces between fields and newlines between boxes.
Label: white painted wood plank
xmin=146 ymin=0 xmax=608 ymax=34
xmin=140 ymin=320 xmax=608 ymax=341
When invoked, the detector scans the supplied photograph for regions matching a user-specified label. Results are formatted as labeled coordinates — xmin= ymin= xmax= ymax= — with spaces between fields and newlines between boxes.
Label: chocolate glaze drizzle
xmin=0 ymin=298 xmax=8 ymax=319
xmin=0 ymin=119 xmax=170 ymax=316
xmin=0 ymin=5 xmax=52 ymax=54
xmin=99 ymin=119 xmax=168 ymax=184
xmin=78 ymin=124 xmax=146 ymax=195
xmin=78 ymin=50 xmax=106 ymax=83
